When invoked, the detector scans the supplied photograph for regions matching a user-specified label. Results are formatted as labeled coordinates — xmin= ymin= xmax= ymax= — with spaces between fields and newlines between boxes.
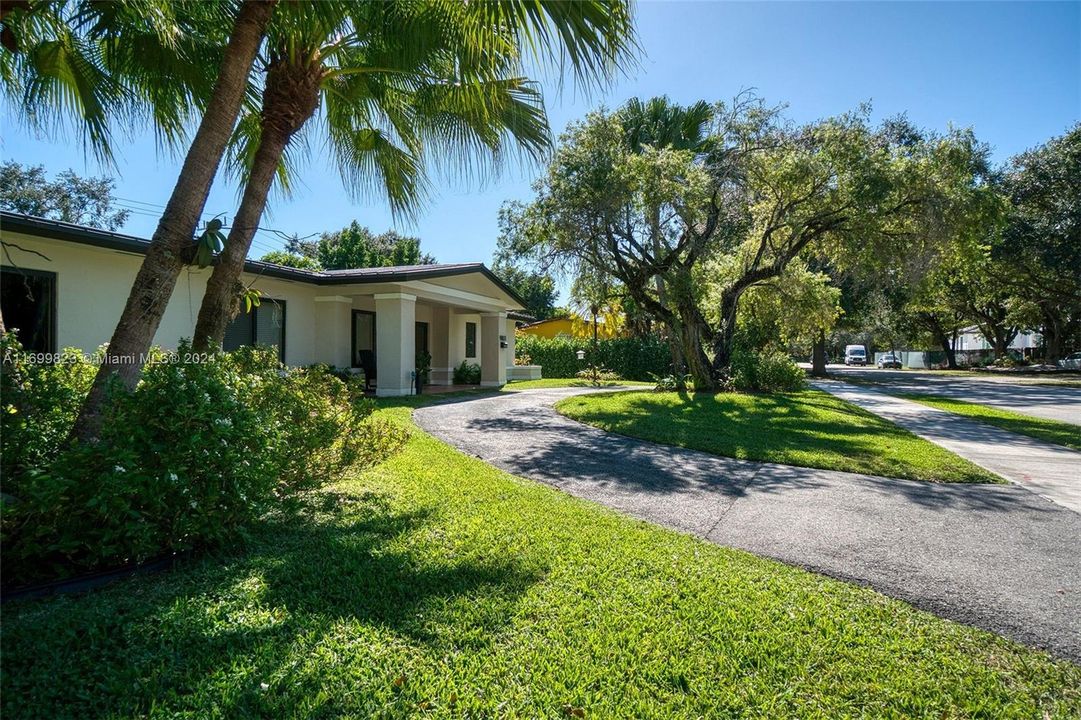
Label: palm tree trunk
xmin=192 ymin=125 xmax=291 ymax=351
xmin=70 ymin=0 xmax=276 ymax=443
xmin=192 ymin=55 xmax=322 ymax=352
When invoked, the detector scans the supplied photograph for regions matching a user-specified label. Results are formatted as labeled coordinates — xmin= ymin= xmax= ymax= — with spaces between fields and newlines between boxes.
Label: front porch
xmin=308 ymin=270 xmax=523 ymax=396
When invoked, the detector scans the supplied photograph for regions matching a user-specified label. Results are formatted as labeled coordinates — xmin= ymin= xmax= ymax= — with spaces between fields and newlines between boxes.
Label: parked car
xmin=1059 ymin=352 xmax=1081 ymax=370
xmin=844 ymin=345 xmax=868 ymax=366
xmin=877 ymin=352 xmax=902 ymax=369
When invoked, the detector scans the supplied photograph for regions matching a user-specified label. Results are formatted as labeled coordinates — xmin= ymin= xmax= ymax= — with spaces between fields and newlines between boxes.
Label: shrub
xmin=452 ymin=360 xmax=481 ymax=384
xmin=1 ymin=332 xmax=96 ymax=481
xmin=515 ymin=334 xmax=670 ymax=380
xmin=0 ymin=339 xmax=408 ymax=588
xmin=651 ymin=373 xmax=692 ymax=392
xmin=574 ymin=367 xmax=622 ymax=383
xmin=731 ymin=348 xmax=806 ymax=393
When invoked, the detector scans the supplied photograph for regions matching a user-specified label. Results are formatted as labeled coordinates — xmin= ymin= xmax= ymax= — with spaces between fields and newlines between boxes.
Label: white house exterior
xmin=956 ymin=325 xmax=1041 ymax=352
xmin=0 ymin=212 xmax=527 ymax=395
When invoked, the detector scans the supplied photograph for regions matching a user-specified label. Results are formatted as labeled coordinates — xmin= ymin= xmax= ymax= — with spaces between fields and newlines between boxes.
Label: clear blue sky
xmin=3 ymin=1 xmax=1079 ymax=293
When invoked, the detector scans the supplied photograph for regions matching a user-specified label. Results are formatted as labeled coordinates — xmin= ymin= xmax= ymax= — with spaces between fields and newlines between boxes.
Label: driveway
xmin=415 ymin=387 xmax=1081 ymax=662
xmin=828 ymin=366 xmax=1081 ymax=425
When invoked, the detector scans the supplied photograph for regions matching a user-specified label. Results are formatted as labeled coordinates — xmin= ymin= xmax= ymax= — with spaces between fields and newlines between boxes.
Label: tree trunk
xmin=709 ymin=290 xmax=739 ymax=381
xmin=1041 ymin=308 xmax=1064 ymax=364
xmin=71 ymin=0 xmax=276 ymax=443
xmin=811 ymin=329 xmax=827 ymax=377
xmin=649 ymin=206 xmax=683 ymax=374
xmin=935 ymin=328 xmax=957 ymax=369
xmin=678 ymin=307 xmax=713 ymax=391
xmin=192 ymin=54 xmax=323 ymax=352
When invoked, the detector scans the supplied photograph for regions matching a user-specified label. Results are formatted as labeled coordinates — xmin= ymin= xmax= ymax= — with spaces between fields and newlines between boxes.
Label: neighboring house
xmin=519 ymin=314 xmax=621 ymax=340
xmin=956 ymin=325 xmax=1041 ymax=352
xmin=0 ymin=212 xmax=527 ymax=395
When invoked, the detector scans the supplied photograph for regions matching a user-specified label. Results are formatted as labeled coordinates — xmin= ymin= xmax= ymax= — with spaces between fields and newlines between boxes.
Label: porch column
xmin=504 ymin=317 xmax=517 ymax=375
xmin=313 ymin=295 xmax=352 ymax=367
xmin=480 ymin=311 xmax=508 ymax=387
xmin=375 ymin=292 xmax=416 ymax=396
xmin=430 ymin=305 xmax=452 ymax=385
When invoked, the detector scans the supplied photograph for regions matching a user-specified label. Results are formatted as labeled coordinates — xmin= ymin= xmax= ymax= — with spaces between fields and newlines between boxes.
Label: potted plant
xmin=415 ymin=350 xmax=432 ymax=394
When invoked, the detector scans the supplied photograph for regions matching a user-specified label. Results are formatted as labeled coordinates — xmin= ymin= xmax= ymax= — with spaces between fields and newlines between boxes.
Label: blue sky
xmin=3 ymin=1 xmax=1079 ymax=291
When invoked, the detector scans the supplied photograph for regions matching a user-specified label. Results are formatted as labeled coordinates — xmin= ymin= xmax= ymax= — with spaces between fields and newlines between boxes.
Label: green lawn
xmin=4 ymin=405 xmax=1078 ymax=718
xmin=503 ymin=377 xmax=652 ymax=391
xmin=898 ymin=393 xmax=1081 ymax=451
xmin=556 ymin=389 xmax=1000 ymax=483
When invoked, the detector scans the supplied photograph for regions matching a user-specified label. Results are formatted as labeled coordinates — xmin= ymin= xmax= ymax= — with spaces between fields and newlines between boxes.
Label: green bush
xmin=0 ymin=338 xmax=407 ymax=587
xmin=452 ymin=360 xmax=481 ymax=384
xmin=1 ymin=333 xmax=97 ymax=481
xmin=515 ymin=334 xmax=670 ymax=380
xmin=731 ymin=348 xmax=806 ymax=393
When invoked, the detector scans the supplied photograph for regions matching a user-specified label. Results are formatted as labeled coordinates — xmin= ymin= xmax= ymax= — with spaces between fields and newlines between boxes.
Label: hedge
xmin=515 ymin=333 xmax=671 ymax=380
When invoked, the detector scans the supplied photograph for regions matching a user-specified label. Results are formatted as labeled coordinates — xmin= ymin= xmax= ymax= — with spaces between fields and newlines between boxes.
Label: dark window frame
xmin=223 ymin=298 xmax=286 ymax=361
xmin=465 ymin=321 xmax=477 ymax=358
xmin=351 ymin=309 xmax=376 ymax=368
xmin=0 ymin=266 xmax=57 ymax=354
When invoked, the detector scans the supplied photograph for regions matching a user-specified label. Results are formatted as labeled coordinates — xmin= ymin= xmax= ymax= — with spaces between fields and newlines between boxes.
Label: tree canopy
xmin=0 ymin=161 xmax=130 ymax=230
xmin=501 ymin=96 xmax=994 ymax=388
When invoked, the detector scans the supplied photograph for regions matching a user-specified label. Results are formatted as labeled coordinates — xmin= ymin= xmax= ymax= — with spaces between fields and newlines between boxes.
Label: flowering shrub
xmin=1 ymin=338 xmax=407 ymax=587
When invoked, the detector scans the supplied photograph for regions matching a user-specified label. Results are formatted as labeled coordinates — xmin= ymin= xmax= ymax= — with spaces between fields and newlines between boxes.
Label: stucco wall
xmin=1 ymin=231 xmax=320 ymax=366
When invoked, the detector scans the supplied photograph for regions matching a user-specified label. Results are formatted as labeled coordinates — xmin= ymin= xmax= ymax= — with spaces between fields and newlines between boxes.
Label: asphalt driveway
xmin=415 ymin=387 xmax=1081 ymax=662
xmin=829 ymin=366 xmax=1081 ymax=425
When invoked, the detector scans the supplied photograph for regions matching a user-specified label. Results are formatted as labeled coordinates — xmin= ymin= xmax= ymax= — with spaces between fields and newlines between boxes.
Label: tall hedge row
xmin=515 ymin=333 xmax=671 ymax=380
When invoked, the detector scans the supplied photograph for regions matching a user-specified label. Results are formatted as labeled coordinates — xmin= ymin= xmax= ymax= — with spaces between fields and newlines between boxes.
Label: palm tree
xmin=3 ymin=1 xmax=279 ymax=440
xmin=615 ymin=97 xmax=714 ymax=372
xmin=190 ymin=0 xmax=637 ymax=351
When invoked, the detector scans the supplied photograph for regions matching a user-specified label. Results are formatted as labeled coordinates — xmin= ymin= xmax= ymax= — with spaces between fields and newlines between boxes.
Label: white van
xmin=844 ymin=345 xmax=867 ymax=366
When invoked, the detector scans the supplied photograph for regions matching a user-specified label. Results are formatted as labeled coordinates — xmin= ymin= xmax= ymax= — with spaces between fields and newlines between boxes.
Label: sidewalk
xmin=813 ymin=380 xmax=1081 ymax=514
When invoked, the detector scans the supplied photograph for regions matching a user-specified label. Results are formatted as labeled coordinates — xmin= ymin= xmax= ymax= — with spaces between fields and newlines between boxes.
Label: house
xmin=0 ymin=211 xmax=529 ymax=395
xmin=956 ymin=325 xmax=1042 ymax=353
xmin=519 ymin=314 xmax=622 ymax=340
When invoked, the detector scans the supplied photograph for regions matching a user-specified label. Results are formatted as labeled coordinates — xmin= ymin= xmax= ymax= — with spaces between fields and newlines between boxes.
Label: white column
xmin=430 ymin=305 xmax=452 ymax=385
xmin=504 ymin=318 xmax=518 ymax=375
xmin=313 ymin=295 xmax=353 ymax=367
xmin=375 ymin=292 xmax=416 ymax=396
xmin=480 ymin=312 xmax=508 ymax=387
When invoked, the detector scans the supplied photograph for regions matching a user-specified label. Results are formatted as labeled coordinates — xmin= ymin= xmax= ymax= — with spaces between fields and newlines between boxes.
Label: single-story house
xmin=956 ymin=325 xmax=1041 ymax=353
xmin=0 ymin=211 xmax=531 ymax=395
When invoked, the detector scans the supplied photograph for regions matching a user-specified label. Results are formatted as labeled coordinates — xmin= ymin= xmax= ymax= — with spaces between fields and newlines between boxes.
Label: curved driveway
xmin=415 ymin=387 xmax=1081 ymax=662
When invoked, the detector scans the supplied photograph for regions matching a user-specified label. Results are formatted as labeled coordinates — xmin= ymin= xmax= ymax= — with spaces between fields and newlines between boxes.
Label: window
xmin=1 ymin=267 xmax=56 ymax=353
xmin=465 ymin=321 xmax=476 ymax=358
xmin=223 ymin=299 xmax=285 ymax=360
xmin=415 ymin=322 xmax=429 ymax=355
xmin=352 ymin=310 xmax=375 ymax=368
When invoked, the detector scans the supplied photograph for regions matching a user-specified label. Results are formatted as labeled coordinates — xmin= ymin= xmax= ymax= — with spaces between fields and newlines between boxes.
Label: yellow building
xmin=518 ymin=315 xmax=621 ymax=340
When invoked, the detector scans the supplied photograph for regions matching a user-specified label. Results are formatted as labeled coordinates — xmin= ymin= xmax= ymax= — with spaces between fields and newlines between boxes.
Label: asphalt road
xmin=414 ymin=387 xmax=1081 ymax=662
xmin=825 ymin=365 xmax=1081 ymax=425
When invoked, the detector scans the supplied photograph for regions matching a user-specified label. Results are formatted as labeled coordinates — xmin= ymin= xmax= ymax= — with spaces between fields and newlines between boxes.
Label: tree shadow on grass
xmin=1 ymin=488 xmax=545 ymax=718
xmin=449 ymin=394 xmax=1058 ymax=515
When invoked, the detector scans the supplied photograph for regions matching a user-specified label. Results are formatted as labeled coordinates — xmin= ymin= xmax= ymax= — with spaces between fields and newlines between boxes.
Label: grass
xmin=897 ymin=393 xmax=1081 ymax=451
xmin=556 ymin=389 xmax=1001 ymax=483
xmin=503 ymin=377 xmax=652 ymax=391
xmin=3 ymin=403 xmax=1077 ymax=718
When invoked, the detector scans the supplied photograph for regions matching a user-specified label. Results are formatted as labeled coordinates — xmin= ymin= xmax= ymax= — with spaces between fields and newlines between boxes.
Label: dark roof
xmin=0 ymin=211 xmax=526 ymax=308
